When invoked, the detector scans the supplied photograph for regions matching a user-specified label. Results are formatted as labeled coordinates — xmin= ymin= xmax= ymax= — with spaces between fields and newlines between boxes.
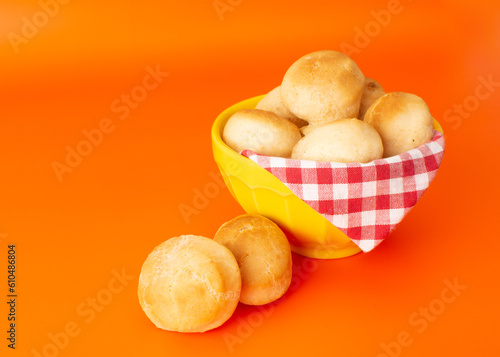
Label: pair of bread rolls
xmin=223 ymin=50 xmax=434 ymax=163
xmin=138 ymin=215 xmax=292 ymax=333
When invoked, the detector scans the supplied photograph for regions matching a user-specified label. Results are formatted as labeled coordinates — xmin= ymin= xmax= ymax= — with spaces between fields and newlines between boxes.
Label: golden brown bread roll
xmin=223 ymin=109 xmax=301 ymax=158
xmin=138 ymin=235 xmax=241 ymax=333
xmin=256 ymin=86 xmax=308 ymax=128
xmin=291 ymin=118 xmax=384 ymax=163
xmin=214 ymin=214 xmax=292 ymax=306
xmin=364 ymin=92 xmax=434 ymax=157
xmin=358 ymin=77 xmax=385 ymax=120
xmin=281 ymin=50 xmax=364 ymax=125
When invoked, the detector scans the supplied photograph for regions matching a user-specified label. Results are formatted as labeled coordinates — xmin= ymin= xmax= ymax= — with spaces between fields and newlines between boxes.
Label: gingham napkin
xmin=241 ymin=130 xmax=445 ymax=252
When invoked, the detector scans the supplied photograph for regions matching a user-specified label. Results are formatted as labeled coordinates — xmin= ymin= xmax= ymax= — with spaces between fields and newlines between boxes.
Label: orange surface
xmin=1 ymin=1 xmax=499 ymax=356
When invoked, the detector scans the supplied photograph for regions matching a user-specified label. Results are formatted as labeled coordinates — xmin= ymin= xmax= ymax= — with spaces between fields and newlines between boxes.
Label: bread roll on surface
xmin=291 ymin=118 xmax=383 ymax=163
xmin=214 ymin=215 xmax=292 ymax=306
xmin=138 ymin=235 xmax=241 ymax=333
xmin=358 ymin=77 xmax=385 ymax=120
xmin=364 ymin=92 xmax=434 ymax=157
xmin=223 ymin=109 xmax=301 ymax=158
xmin=281 ymin=50 xmax=364 ymax=125
xmin=256 ymin=86 xmax=308 ymax=128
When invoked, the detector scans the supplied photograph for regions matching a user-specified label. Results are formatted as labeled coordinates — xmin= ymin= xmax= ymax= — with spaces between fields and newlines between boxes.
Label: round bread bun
xmin=223 ymin=109 xmax=301 ymax=158
xmin=281 ymin=50 xmax=364 ymax=125
xmin=138 ymin=235 xmax=241 ymax=333
xmin=214 ymin=214 xmax=292 ymax=306
xmin=256 ymin=86 xmax=308 ymax=128
xmin=364 ymin=92 xmax=434 ymax=157
xmin=358 ymin=77 xmax=385 ymax=120
xmin=291 ymin=118 xmax=383 ymax=163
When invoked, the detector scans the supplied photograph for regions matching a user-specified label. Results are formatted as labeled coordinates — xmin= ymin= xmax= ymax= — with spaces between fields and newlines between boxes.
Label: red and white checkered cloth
xmin=241 ymin=130 xmax=445 ymax=252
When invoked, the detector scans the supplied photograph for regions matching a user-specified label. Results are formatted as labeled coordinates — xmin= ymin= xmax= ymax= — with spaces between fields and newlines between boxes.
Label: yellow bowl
xmin=211 ymin=95 xmax=443 ymax=259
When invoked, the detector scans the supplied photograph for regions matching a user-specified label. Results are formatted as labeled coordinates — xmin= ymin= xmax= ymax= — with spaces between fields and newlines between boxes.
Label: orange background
xmin=1 ymin=0 xmax=499 ymax=356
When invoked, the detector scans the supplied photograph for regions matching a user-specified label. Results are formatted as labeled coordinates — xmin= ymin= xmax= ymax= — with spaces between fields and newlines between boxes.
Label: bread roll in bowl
xmin=223 ymin=109 xmax=301 ymax=158
xmin=138 ymin=235 xmax=241 ymax=333
xmin=281 ymin=50 xmax=364 ymax=125
xmin=214 ymin=214 xmax=292 ymax=306
xmin=291 ymin=118 xmax=384 ymax=163
xmin=358 ymin=77 xmax=385 ymax=120
xmin=364 ymin=92 xmax=434 ymax=157
xmin=256 ymin=86 xmax=308 ymax=128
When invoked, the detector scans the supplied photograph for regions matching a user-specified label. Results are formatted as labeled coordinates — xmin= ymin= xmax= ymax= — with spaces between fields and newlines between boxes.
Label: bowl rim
xmin=211 ymin=95 xmax=266 ymax=158
xmin=211 ymin=95 xmax=295 ymax=197
xmin=212 ymin=95 xmax=443 ymax=162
